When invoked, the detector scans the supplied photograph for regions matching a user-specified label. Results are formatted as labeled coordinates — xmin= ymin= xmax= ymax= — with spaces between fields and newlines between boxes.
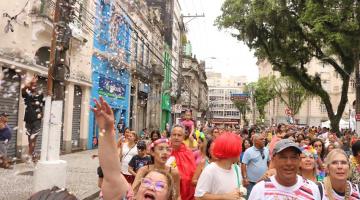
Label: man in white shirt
xmin=195 ymin=132 xmax=246 ymax=200
xmin=249 ymin=139 xmax=321 ymax=200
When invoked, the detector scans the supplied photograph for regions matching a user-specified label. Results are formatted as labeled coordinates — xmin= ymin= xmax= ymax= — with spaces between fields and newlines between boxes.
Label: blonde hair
xmin=133 ymin=169 xmax=176 ymax=200
xmin=298 ymin=153 xmax=317 ymax=179
xmin=129 ymin=131 xmax=138 ymax=142
xmin=323 ymin=149 xmax=350 ymax=200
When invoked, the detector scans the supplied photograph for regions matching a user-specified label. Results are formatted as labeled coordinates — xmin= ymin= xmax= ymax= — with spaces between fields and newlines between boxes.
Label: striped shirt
xmin=321 ymin=181 xmax=360 ymax=200
xmin=249 ymin=175 xmax=321 ymax=200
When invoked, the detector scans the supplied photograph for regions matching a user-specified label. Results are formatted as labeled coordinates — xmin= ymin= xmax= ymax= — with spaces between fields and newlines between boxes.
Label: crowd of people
xmin=88 ymin=97 xmax=360 ymax=200
xmin=22 ymin=97 xmax=360 ymax=199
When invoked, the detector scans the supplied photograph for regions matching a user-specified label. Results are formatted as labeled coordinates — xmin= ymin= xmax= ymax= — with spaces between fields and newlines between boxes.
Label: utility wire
xmin=41 ymin=0 xmax=196 ymax=90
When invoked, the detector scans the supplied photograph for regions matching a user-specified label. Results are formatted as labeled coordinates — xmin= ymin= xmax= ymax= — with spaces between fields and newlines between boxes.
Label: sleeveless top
xmin=121 ymin=143 xmax=137 ymax=175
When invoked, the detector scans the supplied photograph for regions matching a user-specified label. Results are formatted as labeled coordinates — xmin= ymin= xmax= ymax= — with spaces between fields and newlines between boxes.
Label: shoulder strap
xmin=316 ymin=182 xmax=323 ymax=200
xmin=234 ymin=164 xmax=240 ymax=188
xmin=122 ymin=144 xmax=135 ymax=160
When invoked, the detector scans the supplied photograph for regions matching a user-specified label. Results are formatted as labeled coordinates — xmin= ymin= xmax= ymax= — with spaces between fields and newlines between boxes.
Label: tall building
xmin=120 ymin=0 xmax=165 ymax=133
xmin=180 ymin=43 xmax=208 ymax=124
xmin=258 ymin=59 xmax=356 ymax=127
xmin=207 ymin=72 xmax=247 ymax=127
xmin=89 ymin=0 xmax=132 ymax=148
xmin=146 ymin=0 xmax=185 ymax=130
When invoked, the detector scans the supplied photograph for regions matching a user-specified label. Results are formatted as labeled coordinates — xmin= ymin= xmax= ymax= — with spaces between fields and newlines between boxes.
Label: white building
xmin=0 ymin=0 xmax=94 ymax=157
xmin=207 ymin=72 xmax=248 ymax=127
xmin=258 ymin=59 xmax=356 ymax=127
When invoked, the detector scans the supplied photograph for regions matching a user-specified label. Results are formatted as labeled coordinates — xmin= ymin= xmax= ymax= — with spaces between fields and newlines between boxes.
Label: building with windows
xmin=258 ymin=59 xmax=356 ymax=127
xmin=207 ymin=72 xmax=247 ymax=127
xmin=120 ymin=0 xmax=165 ymax=133
xmin=146 ymin=0 xmax=185 ymax=131
xmin=180 ymin=44 xmax=208 ymax=124
xmin=88 ymin=0 xmax=132 ymax=149
xmin=0 ymin=0 xmax=94 ymax=156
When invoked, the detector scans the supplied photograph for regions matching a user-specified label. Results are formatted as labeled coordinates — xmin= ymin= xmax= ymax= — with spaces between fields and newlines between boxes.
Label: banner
xmin=99 ymin=75 xmax=126 ymax=99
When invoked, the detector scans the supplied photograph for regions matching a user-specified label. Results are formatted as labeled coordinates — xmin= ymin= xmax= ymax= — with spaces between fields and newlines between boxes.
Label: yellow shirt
xmin=183 ymin=139 xmax=198 ymax=149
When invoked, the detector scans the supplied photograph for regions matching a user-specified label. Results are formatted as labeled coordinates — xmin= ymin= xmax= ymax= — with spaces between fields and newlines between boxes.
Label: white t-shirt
xmin=121 ymin=143 xmax=138 ymax=175
xmin=321 ymin=181 xmax=360 ymax=200
xmin=249 ymin=175 xmax=321 ymax=200
xmin=194 ymin=162 xmax=243 ymax=197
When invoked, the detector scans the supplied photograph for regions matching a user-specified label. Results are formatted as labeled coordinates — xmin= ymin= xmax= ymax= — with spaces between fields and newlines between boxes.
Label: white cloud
xmin=179 ymin=0 xmax=259 ymax=82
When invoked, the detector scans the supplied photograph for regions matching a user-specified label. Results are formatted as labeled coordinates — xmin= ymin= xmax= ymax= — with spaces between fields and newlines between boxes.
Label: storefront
xmin=88 ymin=56 xmax=130 ymax=149
xmin=0 ymin=68 xmax=20 ymax=157
xmin=89 ymin=0 xmax=132 ymax=149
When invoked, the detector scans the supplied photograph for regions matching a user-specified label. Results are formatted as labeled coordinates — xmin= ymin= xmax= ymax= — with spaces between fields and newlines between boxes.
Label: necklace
xmin=344 ymin=182 xmax=351 ymax=200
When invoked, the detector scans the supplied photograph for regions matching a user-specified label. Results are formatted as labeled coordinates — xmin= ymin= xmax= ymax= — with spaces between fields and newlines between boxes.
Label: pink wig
xmin=212 ymin=132 xmax=242 ymax=159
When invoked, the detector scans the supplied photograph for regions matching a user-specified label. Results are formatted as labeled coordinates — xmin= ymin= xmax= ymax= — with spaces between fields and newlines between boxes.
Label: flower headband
xmin=150 ymin=138 xmax=170 ymax=149
xmin=301 ymin=145 xmax=318 ymax=159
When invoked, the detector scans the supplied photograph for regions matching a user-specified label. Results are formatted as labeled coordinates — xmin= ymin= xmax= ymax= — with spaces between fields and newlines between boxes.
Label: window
xmin=320 ymin=103 xmax=327 ymax=113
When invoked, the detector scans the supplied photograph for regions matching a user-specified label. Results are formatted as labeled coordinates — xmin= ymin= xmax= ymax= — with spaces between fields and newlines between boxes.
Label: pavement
xmin=0 ymin=149 xmax=100 ymax=200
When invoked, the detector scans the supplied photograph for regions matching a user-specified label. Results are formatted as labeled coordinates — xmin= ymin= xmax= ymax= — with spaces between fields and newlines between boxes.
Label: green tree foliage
xmin=216 ymin=0 xmax=360 ymax=132
xmin=250 ymin=76 xmax=276 ymax=121
xmin=234 ymin=100 xmax=251 ymax=126
xmin=274 ymin=76 xmax=312 ymax=116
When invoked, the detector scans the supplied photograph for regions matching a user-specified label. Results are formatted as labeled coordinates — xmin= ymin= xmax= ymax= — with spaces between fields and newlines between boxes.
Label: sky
xmin=178 ymin=0 xmax=259 ymax=82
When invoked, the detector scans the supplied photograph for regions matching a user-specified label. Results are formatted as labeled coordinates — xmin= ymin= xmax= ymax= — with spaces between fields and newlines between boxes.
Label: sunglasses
xmin=260 ymin=149 xmax=265 ymax=159
xmin=141 ymin=178 xmax=167 ymax=191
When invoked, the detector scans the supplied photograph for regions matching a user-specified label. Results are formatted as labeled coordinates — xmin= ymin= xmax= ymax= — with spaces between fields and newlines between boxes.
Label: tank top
xmin=121 ymin=143 xmax=137 ymax=175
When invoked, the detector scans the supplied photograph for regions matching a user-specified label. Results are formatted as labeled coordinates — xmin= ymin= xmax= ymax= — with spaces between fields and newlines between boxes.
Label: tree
xmin=216 ymin=0 xmax=360 ymax=133
xmin=234 ymin=100 xmax=251 ymax=126
xmin=232 ymin=85 xmax=252 ymax=126
xmin=251 ymin=76 xmax=276 ymax=121
xmin=274 ymin=76 xmax=312 ymax=116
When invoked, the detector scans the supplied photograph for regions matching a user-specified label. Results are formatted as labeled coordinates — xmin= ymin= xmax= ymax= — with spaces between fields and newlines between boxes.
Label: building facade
xmin=0 ymin=0 xmax=94 ymax=156
xmin=88 ymin=0 xmax=132 ymax=149
xmin=120 ymin=0 xmax=164 ymax=133
xmin=180 ymin=43 xmax=208 ymax=124
xmin=146 ymin=0 xmax=185 ymax=130
xmin=258 ymin=59 xmax=356 ymax=127
xmin=207 ymin=72 xmax=247 ymax=127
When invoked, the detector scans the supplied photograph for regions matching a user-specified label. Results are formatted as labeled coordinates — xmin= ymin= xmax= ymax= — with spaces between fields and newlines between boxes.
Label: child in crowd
xmin=128 ymin=140 xmax=152 ymax=176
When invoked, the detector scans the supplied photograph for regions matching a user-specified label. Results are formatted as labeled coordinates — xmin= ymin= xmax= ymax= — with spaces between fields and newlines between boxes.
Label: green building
xmin=161 ymin=47 xmax=172 ymax=131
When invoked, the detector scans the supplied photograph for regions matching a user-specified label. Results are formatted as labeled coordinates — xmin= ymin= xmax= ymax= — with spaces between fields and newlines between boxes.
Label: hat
xmin=273 ymin=139 xmax=302 ymax=156
xmin=137 ymin=140 xmax=147 ymax=150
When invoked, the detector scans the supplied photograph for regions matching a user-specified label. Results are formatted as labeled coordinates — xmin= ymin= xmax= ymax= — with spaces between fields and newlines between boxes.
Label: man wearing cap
xmin=0 ymin=113 xmax=12 ymax=168
xmin=249 ymin=139 xmax=321 ymax=200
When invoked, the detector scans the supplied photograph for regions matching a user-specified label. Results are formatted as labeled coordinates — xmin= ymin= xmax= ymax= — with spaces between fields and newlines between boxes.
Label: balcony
xmin=134 ymin=61 xmax=152 ymax=82
xmin=31 ymin=0 xmax=55 ymax=37
xmin=39 ymin=0 xmax=55 ymax=21
xmin=152 ymin=63 xmax=164 ymax=80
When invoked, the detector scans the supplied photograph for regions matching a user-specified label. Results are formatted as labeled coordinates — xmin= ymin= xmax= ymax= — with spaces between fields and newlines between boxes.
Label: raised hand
xmin=91 ymin=96 xmax=115 ymax=134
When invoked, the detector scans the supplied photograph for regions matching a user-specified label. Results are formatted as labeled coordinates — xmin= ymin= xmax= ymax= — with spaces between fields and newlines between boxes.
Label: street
xmin=0 ymin=150 xmax=99 ymax=200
